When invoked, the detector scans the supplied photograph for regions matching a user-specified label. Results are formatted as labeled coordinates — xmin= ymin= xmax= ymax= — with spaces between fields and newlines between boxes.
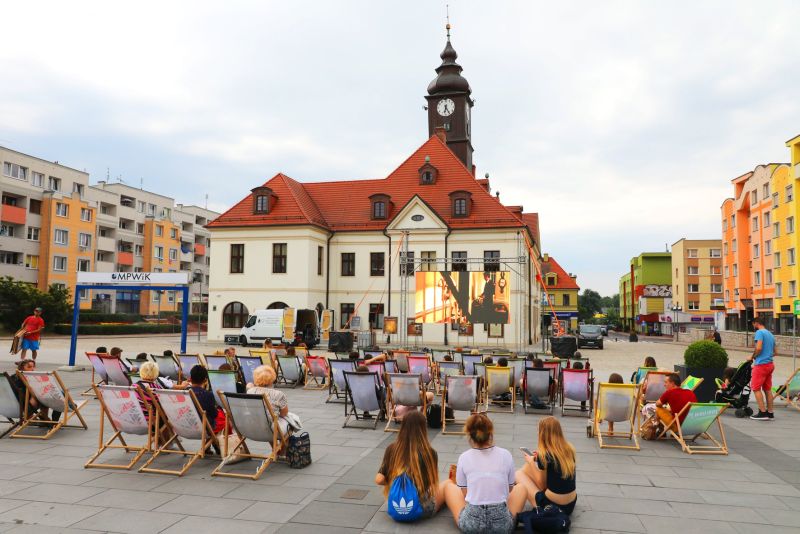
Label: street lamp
xmin=193 ymin=269 xmax=203 ymax=342
xmin=671 ymin=304 xmax=682 ymax=340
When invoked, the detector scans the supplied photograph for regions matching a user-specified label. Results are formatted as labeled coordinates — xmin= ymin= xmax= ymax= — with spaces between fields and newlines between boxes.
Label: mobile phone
xmin=519 ymin=447 xmax=534 ymax=456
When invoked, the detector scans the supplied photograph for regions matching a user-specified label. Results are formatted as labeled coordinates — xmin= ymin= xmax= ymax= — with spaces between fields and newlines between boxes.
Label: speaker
xmin=328 ymin=331 xmax=354 ymax=352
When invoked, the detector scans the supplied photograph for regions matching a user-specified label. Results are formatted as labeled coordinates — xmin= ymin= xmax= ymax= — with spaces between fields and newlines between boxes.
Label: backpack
xmin=286 ymin=432 xmax=312 ymax=468
xmin=426 ymin=404 xmax=454 ymax=429
xmin=518 ymin=504 xmax=571 ymax=533
xmin=387 ymin=473 xmax=424 ymax=522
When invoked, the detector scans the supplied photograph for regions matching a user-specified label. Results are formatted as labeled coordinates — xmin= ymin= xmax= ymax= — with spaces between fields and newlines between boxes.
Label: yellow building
xmin=769 ymin=162 xmax=794 ymax=331
xmin=540 ymin=254 xmax=580 ymax=331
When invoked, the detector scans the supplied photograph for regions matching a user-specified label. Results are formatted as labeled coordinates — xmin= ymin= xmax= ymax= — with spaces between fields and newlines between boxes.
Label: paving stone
xmin=235 ymin=501 xmax=303 ymax=523
xmin=698 ymin=489 xmax=789 ymax=510
xmin=277 ymin=524 xmax=362 ymax=534
xmin=225 ymin=484 xmax=316 ymax=504
xmin=315 ymin=483 xmax=386 ymax=506
xmin=0 ymin=499 xmax=26 ymax=515
xmin=154 ymin=477 xmax=242 ymax=497
xmin=71 ymin=507 xmax=182 ymax=533
xmin=76 ymin=488 xmax=180 ymax=511
xmin=585 ymin=496 xmax=674 ymax=516
xmin=80 ymin=472 xmax=171 ymax=491
xmin=668 ymin=502 xmax=764 ymax=524
xmin=0 ymin=501 xmax=104 ymax=528
xmin=161 ymin=515 xmax=276 ymax=534
xmin=570 ymin=510 xmax=646 ymax=532
xmin=639 ymin=515 xmax=734 ymax=534
xmin=153 ymin=494 xmax=254 ymax=518
xmin=283 ymin=474 xmax=338 ymax=490
xmin=620 ymin=486 xmax=702 ymax=503
xmin=288 ymin=501 xmax=379 ymax=529
xmin=3 ymin=526 xmax=98 ymax=534
xmin=18 ymin=467 xmax=107 ymax=485
xmin=0 ymin=481 xmax=35 ymax=498
xmin=777 ymin=495 xmax=800 ymax=511
xmin=11 ymin=483 xmax=104 ymax=505
xmin=755 ymin=508 xmax=800 ymax=528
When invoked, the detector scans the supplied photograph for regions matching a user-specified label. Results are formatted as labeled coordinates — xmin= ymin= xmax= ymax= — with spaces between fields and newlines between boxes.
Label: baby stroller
xmin=714 ymin=360 xmax=753 ymax=418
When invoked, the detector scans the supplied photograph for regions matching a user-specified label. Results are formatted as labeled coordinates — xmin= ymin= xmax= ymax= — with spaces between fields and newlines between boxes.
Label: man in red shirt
xmin=656 ymin=372 xmax=697 ymax=432
xmin=19 ymin=307 xmax=45 ymax=361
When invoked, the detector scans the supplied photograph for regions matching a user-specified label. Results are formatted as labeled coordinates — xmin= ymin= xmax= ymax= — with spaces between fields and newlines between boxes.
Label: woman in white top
xmin=442 ymin=413 xmax=527 ymax=534
xmin=246 ymin=365 xmax=300 ymax=440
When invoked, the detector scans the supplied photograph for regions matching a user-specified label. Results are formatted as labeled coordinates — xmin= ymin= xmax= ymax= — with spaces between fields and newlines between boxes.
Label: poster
xmin=321 ymin=310 xmax=333 ymax=341
xmin=414 ymin=271 xmax=511 ymax=324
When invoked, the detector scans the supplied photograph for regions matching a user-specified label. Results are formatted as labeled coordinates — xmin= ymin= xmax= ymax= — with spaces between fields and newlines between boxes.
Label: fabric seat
xmin=11 ymin=370 xmax=88 ymax=440
xmin=593 ymin=382 xmax=639 ymax=450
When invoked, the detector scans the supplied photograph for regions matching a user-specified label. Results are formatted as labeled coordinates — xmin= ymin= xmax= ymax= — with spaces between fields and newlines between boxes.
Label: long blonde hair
xmin=383 ymin=411 xmax=439 ymax=498
xmin=536 ymin=416 xmax=576 ymax=479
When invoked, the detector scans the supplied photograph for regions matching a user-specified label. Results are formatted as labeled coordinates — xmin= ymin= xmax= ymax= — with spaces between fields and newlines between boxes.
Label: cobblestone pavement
xmin=1 ymin=336 xmax=799 ymax=533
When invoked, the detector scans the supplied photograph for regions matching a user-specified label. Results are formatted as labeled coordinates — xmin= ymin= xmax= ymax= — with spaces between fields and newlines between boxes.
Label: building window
xmin=484 ymin=250 xmax=500 ymax=272
xmin=421 ymin=171 xmax=434 ymax=184
xmin=688 ymin=284 xmax=699 ymax=293
xmin=752 ymin=216 xmax=759 ymax=231
xmin=753 ymin=244 xmax=759 ymax=258
xmin=2 ymin=162 xmax=27 ymax=180
xmin=255 ymin=195 xmax=268 ymax=213
xmin=170 ymin=228 xmax=177 ymax=239
xmin=766 ymin=269 xmax=772 ymax=285
xmin=31 ymin=172 xmax=44 ymax=187
xmin=710 ymin=248 xmax=721 ymax=258
xmin=29 ymin=199 xmax=41 ymax=214
xmin=773 ymin=192 xmax=779 ymax=208
xmin=766 ymin=240 xmax=772 ymax=255
xmin=724 ymin=265 xmax=729 ymax=277
xmin=54 ymin=229 xmax=68 ymax=245
xmin=454 ymin=198 xmax=467 ymax=217
xmin=80 ymin=208 xmax=92 ymax=222
xmin=754 ymin=271 xmax=761 ymax=286
xmin=722 ymin=219 xmax=728 ymax=232
xmin=341 ymin=252 xmax=355 ymax=276
xmin=775 ymin=252 xmax=781 ymax=267
xmin=169 ymin=248 xmax=178 ymax=261
xmin=77 ymin=259 xmax=91 ymax=272
xmin=732 ymin=239 xmax=737 ymax=252
xmin=230 ymin=244 xmax=244 ymax=273
xmin=373 ymin=201 xmax=386 ymax=219
xmin=418 ymin=163 xmax=438 ymax=185
xmin=731 ymin=214 xmax=736 ymax=227
xmin=155 ymin=225 xmax=163 ymax=237
xmin=317 ymin=246 xmax=323 ymax=276
xmin=273 ymin=243 xmax=287 ymax=273
xmin=776 ymin=282 xmax=783 ymax=298
xmin=751 ymin=190 xmax=758 ymax=204
xmin=136 ymin=223 xmax=144 ymax=235
xmin=154 ymin=245 xmax=164 ymax=260
xmin=26 ymin=227 xmax=39 ymax=241
xmin=369 ymin=303 xmax=384 ymax=329
xmin=48 ymin=176 xmax=61 ymax=191
xmin=400 ymin=251 xmax=415 ymax=276
xmin=137 ymin=200 xmax=146 ymax=213
xmin=340 ymin=303 xmax=355 ymax=329
xmin=687 ymin=266 xmax=699 ymax=275
xmin=733 ymin=264 xmax=738 ymax=276
xmin=790 ymin=248 xmax=796 ymax=266
xmin=723 ymin=242 xmax=728 ymax=255
xmin=252 ymin=186 xmax=273 ymax=214
xmin=688 ymin=301 xmax=700 ymax=310
xmin=370 ymin=252 xmax=385 ymax=276
xmin=787 ymin=185 xmax=794 ymax=202
xmin=135 ymin=244 xmax=144 ymax=257
xmin=78 ymin=233 xmax=91 ymax=249
xmin=148 ymin=203 xmax=156 ymax=216
xmin=711 ymin=283 xmax=723 ymax=293
xmin=788 ymin=217 xmax=795 ymax=234
xmin=53 ymin=256 xmax=67 ymax=271
xmin=55 ymin=203 xmax=68 ymax=217
xmin=421 ymin=251 xmax=436 ymax=272
xmin=25 ymin=255 xmax=39 ymax=269
xmin=774 ymin=222 xmax=780 ymax=237
xmin=222 ymin=302 xmax=249 ymax=329
xmin=562 ymin=294 xmax=570 ymax=306
xmin=791 ymin=280 xmax=797 ymax=297
xmin=687 ymin=249 xmax=698 ymax=258
xmin=763 ymin=183 xmax=770 ymax=198
xmin=764 ymin=211 xmax=771 ymax=227
xmin=711 ymin=265 xmax=721 ymax=275
xmin=452 ymin=251 xmax=467 ymax=272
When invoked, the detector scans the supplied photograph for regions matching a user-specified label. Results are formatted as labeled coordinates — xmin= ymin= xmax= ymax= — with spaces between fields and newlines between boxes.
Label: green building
xmin=619 ymin=252 xmax=672 ymax=335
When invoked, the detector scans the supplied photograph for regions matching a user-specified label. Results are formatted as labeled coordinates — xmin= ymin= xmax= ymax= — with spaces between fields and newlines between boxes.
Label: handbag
xmin=518 ymin=504 xmax=571 ymax=533
xmin=286 ymin=432 xmax=312 ymax=469
xmin=640 ymin=415 xmax=662 ymax=440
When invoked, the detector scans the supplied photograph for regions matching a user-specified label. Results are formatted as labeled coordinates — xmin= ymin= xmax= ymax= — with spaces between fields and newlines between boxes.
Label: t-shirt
xmin=535 ymin=453 xmax=576 ymax=495
xmin=753 ymin=328 xmax=775 ymax=365
xmin=378 ymin=442 xmax=438 ymax=499
xmin=659 ymin=387 xmax=697 ymax=422
xmin=190 ymin=386 xmax=217 ymax=426
xmin=456 ymin=446 xmax=515 ymax=505
xmin=22 ymin=316 xmax=45 ymax=341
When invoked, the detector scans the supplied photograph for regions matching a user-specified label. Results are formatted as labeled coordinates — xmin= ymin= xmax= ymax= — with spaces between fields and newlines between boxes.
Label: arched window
xmin=267 ymin=301 xmax=288 ymax=310
xmin=222 ymin=302 xmax=249 ymax=328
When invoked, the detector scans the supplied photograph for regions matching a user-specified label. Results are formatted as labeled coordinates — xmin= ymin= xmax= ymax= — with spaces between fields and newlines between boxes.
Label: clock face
xmin=437 ymin=98 xmax=455 ymax=117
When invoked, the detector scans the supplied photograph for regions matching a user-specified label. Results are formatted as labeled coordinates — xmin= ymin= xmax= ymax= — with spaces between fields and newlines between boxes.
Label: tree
xmin=0 ymin=277 xmax=71 ymax=332
xmin=578 ymin=289 xmax=603 ymax=322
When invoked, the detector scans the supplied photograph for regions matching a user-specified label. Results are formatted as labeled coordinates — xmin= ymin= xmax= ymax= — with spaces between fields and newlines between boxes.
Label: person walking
xmin=19 ymin=307 xmax=45 ymax=361
xmin=712 ymin=328 xmax=722 ymax=344
xmin=749 ymin=317 xmax=775 ymax=421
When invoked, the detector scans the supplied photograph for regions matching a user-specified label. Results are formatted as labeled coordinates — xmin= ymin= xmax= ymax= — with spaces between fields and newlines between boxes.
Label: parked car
xmin=577 ymin=324 xmax=604 ymax=349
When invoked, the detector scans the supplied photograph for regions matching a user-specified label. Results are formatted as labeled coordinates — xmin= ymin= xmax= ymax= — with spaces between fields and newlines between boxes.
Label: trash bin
xmin=550 ymin=336 xmax=577 ymax=358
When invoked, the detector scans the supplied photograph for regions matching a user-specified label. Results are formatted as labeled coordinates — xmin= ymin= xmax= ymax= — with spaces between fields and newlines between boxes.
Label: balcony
xmin=194 ymin=243 xmax=206 ymax=256
xmin=0 ymin=264 xmax=37 ymax=283
xmin=0 ymin=204 xmax=26 ymax=225
xmin=95 ymin=260 xmax=115 ymax=273
xmin=97 ymin=236 xmax=116 ymax=252
xmin=117 ymin=251 xmax=134 ymax=266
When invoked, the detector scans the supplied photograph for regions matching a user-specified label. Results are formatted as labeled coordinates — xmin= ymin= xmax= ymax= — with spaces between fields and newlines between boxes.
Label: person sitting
xmin=356 ymin=364 xmax=385 ymax=419
xmin=218 ymin=363 xmax=246 ymax=393
xmin=717 ymin=366 xmax=736 ymax=392
xmin=492 ymin=357 xmax=512 ymax=402
xmin=604 ymin=373 xmax=625 ymax=433
xmin=442 ymin=413 xmax=527 ymax=533
xmin=163 ymin=349 xmax=173 ymax=358
xmin=443 ymin=354 xmax=454 ymax=362
xmin=11 ymin=359 xmax=44 ymax=418
xmin=655 ymin=372 xmax=697 ymax=432
xmin=176 ymin=365 xmax=227 ymax=437
xmin=348 ymin=351 xmax=360 ymax=361
xmin=571 ymin=362 xmax=588 ymax=410
xmin=246 ymin=365 xmax=299 ymax=442
xmin=631 ymin=356 xmax=657 ymax=383
xmin=470 ymin=349 xmax=481 ymax=356
xmin=523 ymin=358 xmax=554 ymax=409
xmin=263 ymin=339 xmax=273 ymax=350
xmin=96 ymin=346 xmax=108 ymax=354
xmin=376 ymin=411 xmax=446 ymax=521
xmin=128 ymin=352 xmax=149 ymax=372
xmin=516 ymin=416 xmax=577 ymax=516
xmin=136 ymin=361 xmax=164 ymax=419
xmin=224 ymin=346 xmax=237 ymax=360
xmin=483 ymin=356 xmax=494 ymax=366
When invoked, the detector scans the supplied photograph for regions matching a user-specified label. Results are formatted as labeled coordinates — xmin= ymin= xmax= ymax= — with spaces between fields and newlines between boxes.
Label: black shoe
xmin=750 ymin=411 xmax=770 ymax=421
xmin=767 ymin=412 xmax=774 ymax=419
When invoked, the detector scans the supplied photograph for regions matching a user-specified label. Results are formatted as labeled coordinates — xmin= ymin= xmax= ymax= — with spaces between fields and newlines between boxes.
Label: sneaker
xmin=750 ymin=411 xmax=770 ymax=421
xmin=767 ymin=412 xmax=774 ymax=419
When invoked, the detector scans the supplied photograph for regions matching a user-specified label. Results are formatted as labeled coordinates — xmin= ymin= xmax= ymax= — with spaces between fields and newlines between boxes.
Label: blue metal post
xmin=68 ymin=286 xmax=82 ymax=367
xmin=181 ymin=286 xmax=189 ymax=353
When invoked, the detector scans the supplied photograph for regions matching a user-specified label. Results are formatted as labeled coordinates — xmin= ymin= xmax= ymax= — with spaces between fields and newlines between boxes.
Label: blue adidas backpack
xmin=387 ymin=473 xmax=424 ymax=522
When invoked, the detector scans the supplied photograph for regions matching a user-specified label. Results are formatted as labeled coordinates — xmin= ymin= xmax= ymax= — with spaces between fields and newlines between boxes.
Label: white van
xmin=239 ymin=308 xmax=321 ymax=347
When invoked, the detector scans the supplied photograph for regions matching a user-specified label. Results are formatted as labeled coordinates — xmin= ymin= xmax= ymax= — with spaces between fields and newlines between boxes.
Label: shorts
xmin=458 ymin=502 xmax=515 ymax=534
xmin=751 ymin=362 xmax=774 ymax=392
xmin=535 ymin=490 xmax=576 ymax=516
xmin=21 ymin=338 xmax=40 ymax=351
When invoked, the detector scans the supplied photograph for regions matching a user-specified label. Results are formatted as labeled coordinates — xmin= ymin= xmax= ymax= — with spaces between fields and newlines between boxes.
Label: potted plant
xmin=675 ymin=340 xmax=729 ymax=402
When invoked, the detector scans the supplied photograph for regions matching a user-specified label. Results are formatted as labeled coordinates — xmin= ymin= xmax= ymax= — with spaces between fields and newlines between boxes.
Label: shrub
xmin=54 ymin=323 xmax=177 ymax=335
xmin=684 ymin=340 xmax=729 ymax=368
xmin=80 ymin=312 xmax=143 ymax=324
xmin=0 ymin=277 xmax=71 ymax=332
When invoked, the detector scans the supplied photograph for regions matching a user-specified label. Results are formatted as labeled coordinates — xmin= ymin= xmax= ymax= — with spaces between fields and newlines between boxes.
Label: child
xmin=605 ymin=373 xmax=624 ymax=433
xmin=717 ymin=366 xmax=736 ymax=391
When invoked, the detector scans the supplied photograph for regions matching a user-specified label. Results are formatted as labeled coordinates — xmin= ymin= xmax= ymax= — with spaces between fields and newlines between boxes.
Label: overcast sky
xmin=2 ymin=1 xmax=799 ymax=295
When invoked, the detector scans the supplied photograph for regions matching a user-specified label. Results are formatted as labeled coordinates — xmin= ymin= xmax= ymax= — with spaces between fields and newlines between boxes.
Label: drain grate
xmin=340 ymin=489 xmax=369 ymax=500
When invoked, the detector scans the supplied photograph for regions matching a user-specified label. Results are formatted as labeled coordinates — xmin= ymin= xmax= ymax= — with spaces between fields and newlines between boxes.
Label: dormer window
xmin=454 ymin=198 xmax=467 ymax=216
xmin=255 ymin=195 xmax=268 ymax=212
xmin=418 ymin=162 xmax=438 ymax=185
xmin=449 ymin=190 xmax=472 ymax=218
xmin=546 ymin=274 xmax=557 ymax=286
xmin=252 ymin=186 xmax=274 ymax=214
xmin=369 ymin=193 xmax=391 ymax=220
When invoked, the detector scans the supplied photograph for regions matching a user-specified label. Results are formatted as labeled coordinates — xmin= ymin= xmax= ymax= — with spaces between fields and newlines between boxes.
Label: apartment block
xmin=618 ymin=252 xmax=672 ymax=335
xmin=0 ymin=145 xmax=218 ymax=314
xmin=671 ymin=238 xmax=722 ymax=324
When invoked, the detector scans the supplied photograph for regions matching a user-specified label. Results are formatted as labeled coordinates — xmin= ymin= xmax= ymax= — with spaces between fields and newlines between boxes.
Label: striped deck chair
xmin=681 ymin=375 xmax=704 ymax=392
xmin=462 ymin=354 xmax=483 ymax=376
xmin=342 ymin=371 xmax=384 ymax=429
xmin=485 ymin=366 xmax=515 ymax=413
xmin=561 ymin=368 xmax=593 ymax=417
xmin=11 ymin=370 xmax=88 ymax=440
xmin=385 ymin=373 xmax=426 ymax=432
xmin=523 ymin=367 xmax=554 ymax=414
xmin=638 ymin=370 xmax=672 ymax=413
xmin=442 ymin=375 xmax=480 ymax=435
xmin=304 ymin=355 xmax=329 ymax=390
xmin=328 ymin=360 xmax=356 ymax=403
xmin=236 ymin=356 xmax=262 ymax=386
xmin=249 ymin=349 xmax=276 ymax=370
xmin=101 ymin=355 xmax=133 ymax=387
xmin=656 ymin=402 xmax=729 ymax=455
xmin=83 ymin=352 xmax=109 ymax=396
xmin=393 ymin=350 xmax=410 ymax=372
xmin=85 ymin=385 xmax=153 ymax=470
xmin=774 ymin=368 xmax=800 ymax=411
xmin=593 ymin=382 xmax=639 ymax=450
xmin=408 ymin=355 xmax=433 ymax=390
xmin=384 ymin=360 xmax=399 ymax=374
xmin=150 ymin=354 xmax=181 ymax=382
xmin=276 ymin=356 xmax=303 ymax=388
xmin=437 ymin=361 xmax=463 ymax=395
xmin=208 ymin=371 xmax=240 ymax=408
xmin=139 ymin=388 xmax=220 ymax=476
xmin=211 ymin=392 xmax=287 ymax=480
xmin=203 ymin=355 xmax=230 ymax=371
xmin=0 ymin=372 xmax=22 ymax=438
xmin=178 ymin=354 xmax=203 ymax=376
xmin=506 ymin=359 xmax=526 ymax=390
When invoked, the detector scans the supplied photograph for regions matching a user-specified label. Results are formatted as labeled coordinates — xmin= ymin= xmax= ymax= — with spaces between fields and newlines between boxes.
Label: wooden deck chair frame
xmin=656 ymin=402 xmax=729 ymax=455
xmin=775 ymin=368 xmax=800 ymax=411
xmin=83 ymin=352 xmax=109 ymax=396
xmin=328 ymin=360 xmax=356 ymax=403
xmin=593 ymin=382 xmax=639 ymax=450
xmin=85 ymin=384 xmax=154 ymax=470
xmin=304 ymin=355 xmax=329 ymax=390
xmin=139 ymin=388 xmax=220 ymax=476
xmin=485 ymin=366 xmax=515 ymax=413
xmin=385 ymin=373 xmax=426 ymax=432
xmin=276 ymin=356 xmax=303 ymax=388
xmin=248 ymin=349 xmax=276 ymax=370
xmin=211 ymin=392 xmax=286 ymax=480
xmin=0 ymin=372 xmax=23 ymax=439
xmin=561 ymin=368 xmax=594 ymax=417
xmin=150 ymin=354 xmax=181 ymax=382
xmin=442 ymin=375 xmax=481 ymax=435
xmin=11 ymin=370 xmax=88 ymax=440
xmin=522 ymin=367 xmax=555 ymax=415
xmin=342 ymin=371 xmax=384 ymax=429
xmin=681 ymin=375 xmax=704 ymax=392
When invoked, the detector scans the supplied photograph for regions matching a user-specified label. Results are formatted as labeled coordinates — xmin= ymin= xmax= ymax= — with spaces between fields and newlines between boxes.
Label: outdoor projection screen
xmin=414 ymin=271 xmax=511 ymax=324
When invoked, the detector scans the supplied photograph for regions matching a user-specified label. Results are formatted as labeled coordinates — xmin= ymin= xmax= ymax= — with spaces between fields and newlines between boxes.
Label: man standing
xmin=19 ymin=307 xmax=45 ymax=361
xmin=749 ymin=317 xmax=775 ymax=421
xmin=712 ymin=328 xmax=722 ymax=344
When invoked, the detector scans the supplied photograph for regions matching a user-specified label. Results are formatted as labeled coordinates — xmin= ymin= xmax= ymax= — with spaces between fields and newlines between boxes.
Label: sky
xmin=2 ymin=1 xmax=799 ymax=295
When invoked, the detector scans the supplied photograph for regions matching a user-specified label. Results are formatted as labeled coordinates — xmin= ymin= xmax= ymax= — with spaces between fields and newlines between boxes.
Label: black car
xmin=578 ymin=325 xmax=604 ymax=349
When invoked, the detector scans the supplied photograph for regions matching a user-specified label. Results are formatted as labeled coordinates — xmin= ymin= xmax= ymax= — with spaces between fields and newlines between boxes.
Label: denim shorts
xmin=458 ymin=502 xmax=515 ymax=534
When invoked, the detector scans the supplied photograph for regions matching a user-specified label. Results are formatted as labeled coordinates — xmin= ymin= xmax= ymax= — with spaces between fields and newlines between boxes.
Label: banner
xmin=414 ymin=271 xmax=511 ymax=324
xmin=680 ymin=403 xmax=725 ymax=436
xmin=77 ymin=272 xmax=189 ymax=285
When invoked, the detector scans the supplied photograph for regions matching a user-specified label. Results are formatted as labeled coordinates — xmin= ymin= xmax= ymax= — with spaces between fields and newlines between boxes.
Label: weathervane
xmin=446 ymin=4 xmax=451 ymax=39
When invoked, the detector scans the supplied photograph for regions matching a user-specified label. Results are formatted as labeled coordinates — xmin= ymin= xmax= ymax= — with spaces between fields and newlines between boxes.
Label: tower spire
xmin=446 ymin=4 xmax=451 ymax=40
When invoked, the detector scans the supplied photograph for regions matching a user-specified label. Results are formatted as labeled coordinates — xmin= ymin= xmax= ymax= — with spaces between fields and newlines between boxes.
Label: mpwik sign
xmin=77 ymin=272 xmax=189 ymax=285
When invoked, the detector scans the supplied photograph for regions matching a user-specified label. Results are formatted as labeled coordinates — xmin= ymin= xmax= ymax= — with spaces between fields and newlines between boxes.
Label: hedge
xmin=79 ymin=312 xmax=143 ymax=323
xmin=54 ymin=323 xmax=177 ymax=335
xmin=158 ymin=311 xmax=203 ymax=322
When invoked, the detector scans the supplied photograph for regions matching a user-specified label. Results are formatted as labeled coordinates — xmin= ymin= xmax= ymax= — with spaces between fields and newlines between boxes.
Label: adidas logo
xmin=391 ymin=497 xmax=415 ymax=515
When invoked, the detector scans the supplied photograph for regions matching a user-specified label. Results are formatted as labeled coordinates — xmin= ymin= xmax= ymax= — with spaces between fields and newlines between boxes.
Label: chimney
xmin=471 ymin=164 xmax=476 ymax=177
xmin=543 ymin=253 xmax=549 ymax=262
xmin=434 ymin=126 xmax=447 ymax=143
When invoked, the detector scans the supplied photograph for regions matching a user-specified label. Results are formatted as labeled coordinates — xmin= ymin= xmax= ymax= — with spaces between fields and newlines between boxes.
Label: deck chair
xmin=304 ymin=355 xmax=329 ymax=390
xmin=211 ymin=392 xmax=287 ymax=480
xmin=432 ymin=350 xmax=451 ymax=363
xmin=384 ymin=360 xmax=399 ymax=374
xmin=681 ymin=375 xmax=704 ymax=392
xmin=85 ymin=385 xmax=153 ymax=470
xmin=437 ymin=361 xmax=463 ymax=395
xmin=485 ymin=366 xmax=515 ymax=413
xmin=0 ymin=373 xmax=23 ymax=438
xmin=408 ymin=355 xmax=433 ymax=390
xmin=276 ymin=356 xmax=303 ymax=388
xmin=365 ymin=362 xmax=387 ymax=387
xmin=462 ymin=354 xmax=483 ymax=375
xmin=639 ymin=370 xmax=671 ymax=406
xmin=208 ymin=371 xmax=239 ymax=407
xmin=393 ymin=350 xmax=410 ymax=372
xmin=150 ymin=355 xmax=181 ymax=382
xmin=139 ymin=388 xmax=220 ymax=476
xmin=83 ymin=352 xmax=110 ymax=396
xmin=634 ymin=366 xmax=658 ymax=384
xmin=11 ymin=371 xmax=88 ymax=440
xmin=328 ymin=360 xmax=356 ymax=403
xmin=385 ymin=373 xmax=426 ymax=432
xmin=561 ymin=368 xmax=593 ymax=416
xmin=236 ymin=355 xmax=263 ymax=386
xmin=523 ymin=367 xmax=554 ymax=414
xmin=542 ymin=360 xmax=562 ymax=392
xmin=178 ymin=354 xmax=203 ymax=376
xmin=100 ymin=355 xmax=133 ymax=386
xmin=363 ymin=351 xmax=384 ymax=360
xmin=442 ymin=375 xmax=480 ymax=435
xmin=593 ymin=382 xmax=639 ymax=450
xmin=506 ymin=359 xmax=526 ymax=390
xmin=203 ymin=355 xmax=230 ymax=371
xmin=774 ymin=368 xmax=800 ymax=411
xmin=657 ymin=402 xmax=729 ymax=454
xmin=249 ymin=349 xmax=276 ymax=369
xmin=343 ymin=371 xmax=384 ymax=429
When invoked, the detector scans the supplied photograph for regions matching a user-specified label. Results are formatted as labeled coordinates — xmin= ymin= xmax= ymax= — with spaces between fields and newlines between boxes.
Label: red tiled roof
xmin=208 ymin=135 xmax=526 ymax=231
xmin=542 ymin=255 xmax=579 ymax=290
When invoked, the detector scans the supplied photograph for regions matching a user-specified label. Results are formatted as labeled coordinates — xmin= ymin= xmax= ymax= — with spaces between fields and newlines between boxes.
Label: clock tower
xmin=426 ymin=24 xmax=474 ymax=170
